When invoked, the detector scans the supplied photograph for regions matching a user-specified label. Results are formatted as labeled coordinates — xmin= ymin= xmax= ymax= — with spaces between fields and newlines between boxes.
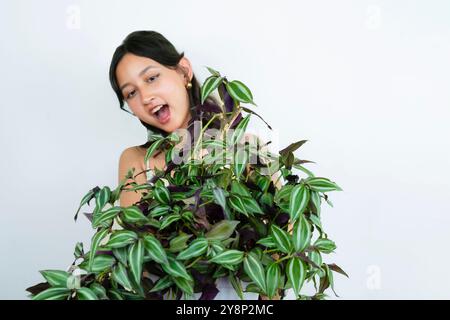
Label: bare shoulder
xmin=118 ymin=146 xmax=146 ymax=178
xmin=119 ymin=146 xmax=145 ymax=163
xmin=117 ymin=146 xmax=148 ymax=207
xmin=122 ymin=145 xmax=165 ymax=171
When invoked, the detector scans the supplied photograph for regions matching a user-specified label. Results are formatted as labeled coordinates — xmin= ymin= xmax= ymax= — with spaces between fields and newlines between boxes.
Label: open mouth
xmin=151 ymin=104 xmax=171 ymax=124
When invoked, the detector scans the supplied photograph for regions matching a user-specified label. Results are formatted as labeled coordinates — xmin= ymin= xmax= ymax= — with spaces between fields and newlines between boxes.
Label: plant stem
xmin=186 ymin=256 xmax=203 ymax=268
xmin=192 ymin=114 xmax=221 ymax=161
xmin=275 ymin=254 xmax=292 ymax=264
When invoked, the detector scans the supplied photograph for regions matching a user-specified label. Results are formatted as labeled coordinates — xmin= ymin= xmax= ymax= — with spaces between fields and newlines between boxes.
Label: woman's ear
xmin=178 ymin=57 xmax=193 ymax=83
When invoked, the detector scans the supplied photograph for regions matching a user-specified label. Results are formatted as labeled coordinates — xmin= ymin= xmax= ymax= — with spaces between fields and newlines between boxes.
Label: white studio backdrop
xmin=1 ymin=0 xmax=449 ymax=299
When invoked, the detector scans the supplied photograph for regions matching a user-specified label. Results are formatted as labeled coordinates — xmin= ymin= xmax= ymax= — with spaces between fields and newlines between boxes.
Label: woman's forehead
xmin=116 ymin=54 xmax=163 ymax=86
xmin=118 ymin=54 xmax=162 ymax=72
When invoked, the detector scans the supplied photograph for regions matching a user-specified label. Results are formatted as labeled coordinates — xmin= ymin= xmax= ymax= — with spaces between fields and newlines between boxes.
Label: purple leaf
xmin=275 ymin=213 xmax=290 ymax=227
xmin=205 ymin=203 xmax=225 ymax=223
xmin=239 ymin=228 xmax=258 ymax=250
xmin=199 ymin=283 xmax=219 ymax=300
xmin=230 ymin=112 xmax=243 ymax=130
xmin=218 ymin=83 xmax=234 ymax=113
xmin=83 ymin=212 xmax=93 ymax=222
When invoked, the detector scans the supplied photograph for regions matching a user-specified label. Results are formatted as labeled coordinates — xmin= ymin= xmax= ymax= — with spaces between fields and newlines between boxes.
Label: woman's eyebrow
xmin=119 ymin=65 xmax=158 ymax=91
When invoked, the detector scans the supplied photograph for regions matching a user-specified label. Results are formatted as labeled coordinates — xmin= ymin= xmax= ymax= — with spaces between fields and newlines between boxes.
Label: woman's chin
xmin=159 ymin=119 xmax=180 ymax=133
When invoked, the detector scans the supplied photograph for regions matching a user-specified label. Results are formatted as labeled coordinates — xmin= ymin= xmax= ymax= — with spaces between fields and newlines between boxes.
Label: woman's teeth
xmin=152 ymin=104 xmax=165 ymax=115
xmin=151 ymin=104 xmax=171 ymax=124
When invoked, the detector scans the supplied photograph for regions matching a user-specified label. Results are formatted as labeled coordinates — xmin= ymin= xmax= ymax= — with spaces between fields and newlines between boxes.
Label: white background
xmin=1 ymin=0 xmax=449 ymax=299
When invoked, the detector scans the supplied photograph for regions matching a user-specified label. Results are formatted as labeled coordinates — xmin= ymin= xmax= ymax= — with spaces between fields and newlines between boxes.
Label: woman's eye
xmin=126 ymin=90 xmax=136 ymax=100
xmin=146 ymin=74 xmax=160 ymax=83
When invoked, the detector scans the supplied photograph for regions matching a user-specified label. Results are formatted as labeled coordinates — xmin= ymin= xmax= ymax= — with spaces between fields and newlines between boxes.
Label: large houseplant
xmin=27 ymin=67 xmax=347 ymax=300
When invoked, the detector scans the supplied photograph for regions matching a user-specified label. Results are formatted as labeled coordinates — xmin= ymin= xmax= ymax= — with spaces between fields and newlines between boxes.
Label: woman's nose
xmin=141 ymin=94 xmax=154 ymax=106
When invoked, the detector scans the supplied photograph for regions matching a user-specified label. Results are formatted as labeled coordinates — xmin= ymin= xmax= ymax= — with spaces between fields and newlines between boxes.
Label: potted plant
xmin=27 ymin=67 xmax=347 ymax=300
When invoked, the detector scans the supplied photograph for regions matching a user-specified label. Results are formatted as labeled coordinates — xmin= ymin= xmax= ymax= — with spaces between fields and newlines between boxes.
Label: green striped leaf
xmin=206 ymin=66 xmax=221 ymax=77
xmin=112 ymin=263 xmax=133 ymax=291
xmin=203 ymin=138 xmax=227 ymax=150
xmin=165 ymin=146 xmax=174 ymax=165
xmin=168 ymin=233 xmax=192 ymax=253
xmin=228 ymin=195 xmax=248 ymax=216
xmin=225 ymin=80 xmax=255 ymax=105
xmin=122 ymin=206 xmax=147 ymax=223
xmin=145 ymin=217 xmax=161 ymax=228
xmin=150 ymin=205 xmax=171 ymax=218
xmin=65 ymin=275 xmax=79 ymax=290
xmin=245 ymin=283 xmax=263 ymax=294
xmin=88 ymin=228 xmax=109 ymax=271
xmin=243 ymin=252 xmax=266 ymax=293
xmin=255 ymin=176 xmax=270 ymax=193
xmin=200 ymin=75 xmax=224 ymax=104
xmin=205 ymin=220 xmax=240 ymax=241
xmin=229 ymin=114 xmax=251 ymax=146
xmin=306 ymin=177 xmax=343 ymax=193
xmin=274 ymin=184 xmax=294 ymax=204
xmin=228 ymin=272 xmax=244 ymax=300
xmin=95 ymin=186 xmax=111 ymax=211
xmin=314 ymin=238 xmax=337 ymax=253
xmin=143 ymin=234 xmax=168 ymax=264
xmin=39 ymin=270 xmax=70 ymax=288
xmin=324 ymin=264 xmax=336 ymax=294
xmin=161 ymin=256 xmax=192 ymax=281
xmin=74 ymin=189 xmax=95 ymax=221
xmin=144 ymin=139 xmax=165 ymax=164
xmin=107 ymin=230 xmax=138 ymax=249
xmin=77 ymin=287 xmax=98 ymax=300
xmin=89 ymin=283 xmax=107 ymax=299
xmin=231 ymin=180 xmax=252 ymax=197
xmin=108 ymin=289 xmax=124 ymax=300
xmin=150 ymin=275 xmax=173 ymax=293
xmin=32 ymin=287 xmax=71 ymax=300
xmin=310 ymin=191 xmax=321 ymax=216
xmin=172 ymin=276 xmax=194 ymax=296
xmin=88 ymin=254 xmax=115 ymax=273
xmin=160 ymin=214 xmax=181 ymax=230
xmin=293 ymin=163 xmax=315 ymax=177
xmin=74 ymin=242 xmax=84 ymax=259
xmin=209 ymin=249 xmax=244 ymax=265
xmin=128 ymin=239 xmax=144 ymax=285
xmin=293 ymin=215 xmax=312 ymax=252
xmin=112 ymin=247 xmax=128 ymax=266
xmin=92 ymin=206 xmax=122 ymax=228
xmin=110 ymin=183 xmax=123 ymax=204
xmin=212 ymin=187 xmax=229 ymax=219
xmin=287 ymin=257 xmax=307 ymax=298
xmin=309 ymin=250 xmax=323 ymax=270
xmin=309 ymin=213 xmax=322 ymax=232
xmin=256 ymin=236 xmax=276 ymax=248
xmin=289 ymin=184 xmax=310 ymax=221
xmin=243 ymin=197 xmax=264 ymax=215
xmin=233 ymin=148 xmax=248 ymax=179
xmin=210 ymin=241 xmax=225 ymax=256
xmin=154 ymin=186 xmax=171 ymax=204
xmin=265 ymin=262 xmax=281 ymax=299
xmin=260 ymin=193 xmax=274 ymax=208
xmin=271 ymin=225 xmax=293 ymax=254
xmin=176 ymin=238 xmax=208 ymax=260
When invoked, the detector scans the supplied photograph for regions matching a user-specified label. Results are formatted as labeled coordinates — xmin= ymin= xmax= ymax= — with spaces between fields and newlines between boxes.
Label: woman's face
xmin=115 ymin=53 xmax=193 ymax=133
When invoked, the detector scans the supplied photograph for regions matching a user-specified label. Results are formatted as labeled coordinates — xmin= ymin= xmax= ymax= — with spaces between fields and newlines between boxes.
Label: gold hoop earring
xmin=186 ymin=81 xmax=192 ymax=89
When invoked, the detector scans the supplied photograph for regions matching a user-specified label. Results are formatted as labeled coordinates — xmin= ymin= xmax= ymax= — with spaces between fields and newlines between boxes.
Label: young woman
xmin=109 ymin=30 xmax=279 ymax=300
